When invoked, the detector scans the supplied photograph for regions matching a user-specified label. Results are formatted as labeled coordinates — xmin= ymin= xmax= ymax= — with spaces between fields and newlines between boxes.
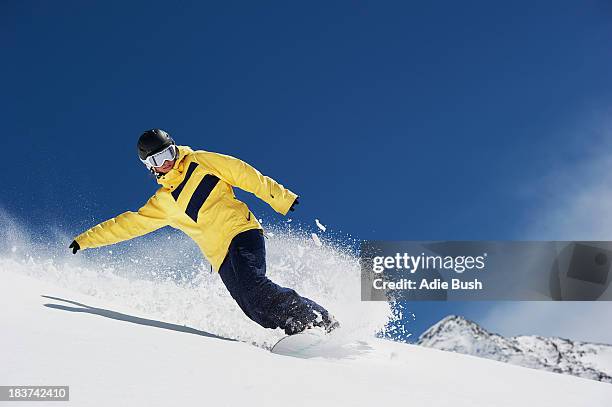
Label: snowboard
xmin=271 ymin=328 xmax=331 ymax=358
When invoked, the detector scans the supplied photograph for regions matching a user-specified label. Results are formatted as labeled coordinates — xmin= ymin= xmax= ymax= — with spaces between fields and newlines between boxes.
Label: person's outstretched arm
xmin=194 ymin=151 xmax=298 ymax=215
xmin=72 ymin=194 xmax=169 ymax=251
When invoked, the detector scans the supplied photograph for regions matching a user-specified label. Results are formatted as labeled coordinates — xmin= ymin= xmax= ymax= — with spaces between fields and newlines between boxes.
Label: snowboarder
xmin=69 ymin=129 xmax=339 ymax=335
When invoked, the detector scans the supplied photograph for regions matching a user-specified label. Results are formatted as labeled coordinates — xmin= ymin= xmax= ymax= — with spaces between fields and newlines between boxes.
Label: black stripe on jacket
xmin=171 ymin=162 xmax=198 ymax=200
xmin=185 ymin=174 xmax=220 ymax=222
xmin=171 ymin=162 xmax=220 ymax=222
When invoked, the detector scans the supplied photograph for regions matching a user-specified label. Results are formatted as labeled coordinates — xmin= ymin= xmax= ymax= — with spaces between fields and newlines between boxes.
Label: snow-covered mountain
xmin=417 ymin=315 xmax=612 ymax=383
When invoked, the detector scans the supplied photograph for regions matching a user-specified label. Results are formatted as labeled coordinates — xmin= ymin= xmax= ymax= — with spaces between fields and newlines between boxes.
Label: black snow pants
xmin=218 ymin=228 xmax=330 ymax=335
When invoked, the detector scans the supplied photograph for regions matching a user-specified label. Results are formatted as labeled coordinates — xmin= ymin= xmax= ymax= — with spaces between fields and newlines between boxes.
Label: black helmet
xmin=137 ymin=129 xmax=175 ymax=160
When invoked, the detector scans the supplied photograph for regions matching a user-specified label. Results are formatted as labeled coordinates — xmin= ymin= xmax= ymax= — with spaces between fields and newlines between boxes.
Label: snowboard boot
xmin=284 ymin=313 xmax=340 ymax=336
xmin=313 ymin=313 xmax=340 ymax=333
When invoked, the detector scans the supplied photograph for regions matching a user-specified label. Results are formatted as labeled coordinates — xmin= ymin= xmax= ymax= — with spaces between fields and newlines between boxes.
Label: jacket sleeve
xmin=74 ymin=194 xmax=169 ymax=250
xmin=193 ymin=151 xmax=298 ymax=215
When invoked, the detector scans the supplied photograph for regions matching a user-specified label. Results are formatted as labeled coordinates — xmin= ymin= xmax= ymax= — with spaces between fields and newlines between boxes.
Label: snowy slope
xmin=1 ymin=211 xmax=611 ymax=406
xmin=418 ymin=315 xmax=612 ymax=383
xmin=2 ymin=270 xmax=612 ymax=407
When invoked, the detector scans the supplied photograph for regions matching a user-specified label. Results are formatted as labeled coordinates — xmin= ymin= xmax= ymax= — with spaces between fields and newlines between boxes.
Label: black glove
xmin=69 ymin=240 xmax=80 ymax=254
xmin=289 ymin=197 xmax=299 ymax=212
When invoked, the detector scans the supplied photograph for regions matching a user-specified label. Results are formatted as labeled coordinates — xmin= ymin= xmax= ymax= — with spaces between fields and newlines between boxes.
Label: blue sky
xmin=2 ymin=1 xmax=612 ymax=340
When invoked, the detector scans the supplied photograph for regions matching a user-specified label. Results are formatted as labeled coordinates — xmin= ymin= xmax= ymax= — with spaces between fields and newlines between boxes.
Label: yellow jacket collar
xmin=156 ymin=145 xmax=194 ymax=189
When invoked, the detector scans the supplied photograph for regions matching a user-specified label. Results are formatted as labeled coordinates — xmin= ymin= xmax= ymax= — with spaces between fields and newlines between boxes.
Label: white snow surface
xmin=1 ymin=214 xmax=611 ymax=405
xmin=2 ymin=271 xmax=611 ymax=406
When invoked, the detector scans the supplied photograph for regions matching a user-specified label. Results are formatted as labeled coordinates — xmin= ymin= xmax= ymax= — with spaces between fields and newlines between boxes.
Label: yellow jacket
xmin=74 ymin=145 xmax=298 ymax=271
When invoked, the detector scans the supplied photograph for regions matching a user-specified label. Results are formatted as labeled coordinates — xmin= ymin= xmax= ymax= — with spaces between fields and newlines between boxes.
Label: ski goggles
xmin=140 ymin=144 xmax=177 ymax=169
